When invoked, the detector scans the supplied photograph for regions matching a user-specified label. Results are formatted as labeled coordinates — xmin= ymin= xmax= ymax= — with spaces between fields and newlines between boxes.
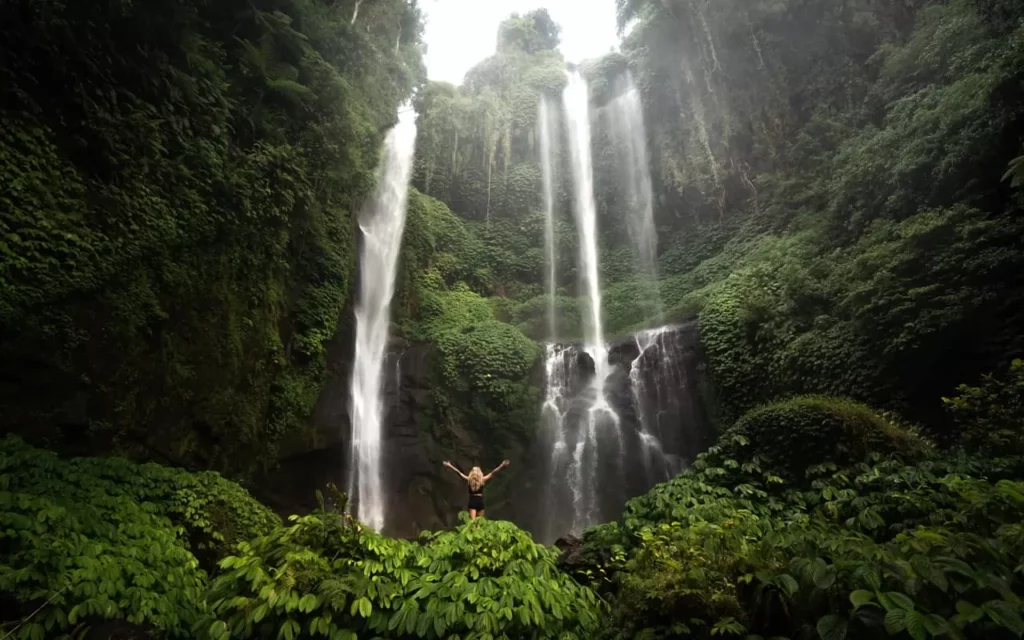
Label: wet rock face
xmin=252 ymin=338 xmax=462 ymax=539
xmin=519 ymin=319 xmax=716 ymax=543
xmin=252 ymin=319 xmax=715 ymax=542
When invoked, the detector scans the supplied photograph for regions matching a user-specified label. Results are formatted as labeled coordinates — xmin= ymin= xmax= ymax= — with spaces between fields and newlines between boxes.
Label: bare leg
xmin=477 ymin=510 xmax=485 ymax=519
xmin=469 ymin=509 xmax=478 ymax=520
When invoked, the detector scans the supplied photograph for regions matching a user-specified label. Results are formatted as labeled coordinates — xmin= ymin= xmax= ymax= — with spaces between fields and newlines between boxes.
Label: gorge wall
xmin=253 ymin=319 xmax=715 ymax=542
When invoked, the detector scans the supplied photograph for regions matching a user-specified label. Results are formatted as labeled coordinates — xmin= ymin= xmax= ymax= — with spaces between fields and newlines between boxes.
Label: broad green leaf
xmin=885 ymin=608 xmax=908 ymax=635
xmin=816 ymin=614 xmax=847 ymax=640
xmin=850 ymin=590 xmax=875 ymax=609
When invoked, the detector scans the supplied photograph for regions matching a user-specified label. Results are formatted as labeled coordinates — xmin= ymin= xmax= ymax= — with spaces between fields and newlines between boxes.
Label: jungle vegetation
xmin=2 ymin=0 xmax=1024 ymax=638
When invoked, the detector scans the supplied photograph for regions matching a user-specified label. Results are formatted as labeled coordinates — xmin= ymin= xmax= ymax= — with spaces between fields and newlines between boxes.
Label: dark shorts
xmin=467 ymin=493 xmax=485 ymax=511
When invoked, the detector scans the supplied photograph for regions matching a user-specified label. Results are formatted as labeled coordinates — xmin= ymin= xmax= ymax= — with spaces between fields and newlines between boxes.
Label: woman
xmin=442 ymin=459 xmax=509 ymax=520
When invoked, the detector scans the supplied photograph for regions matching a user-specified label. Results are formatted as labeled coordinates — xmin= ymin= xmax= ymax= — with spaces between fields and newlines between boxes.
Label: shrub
xmin=943 ymin=359 xmax=1024 ymax=456
xmin=436 ymin=322 xmax=540 ymax=399
xmin=0 ymin=436 xmax=279 ymax=638
xmin=435 ymin=320 xmax=543 ymax=447
xmin=717 ymin=396 xmax=932 ymax=481
xmin=591 ymin=445 xmax=1024 ymax=640
xmin=200 ymin=506 xmax=602 ymax=640
xmin=0 ymin=436 xmax=279 ymax=570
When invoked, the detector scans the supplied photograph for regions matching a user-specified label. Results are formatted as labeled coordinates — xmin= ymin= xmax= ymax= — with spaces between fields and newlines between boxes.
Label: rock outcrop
xmin=517 ymin=319 xmax=716 ymax=542
xmin=252 ymin=319 xmax=715 ymax=541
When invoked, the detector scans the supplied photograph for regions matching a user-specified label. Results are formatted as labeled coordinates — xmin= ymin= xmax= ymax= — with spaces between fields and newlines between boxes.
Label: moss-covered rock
xmin=717 ymin=395 xmax=932 ymax=480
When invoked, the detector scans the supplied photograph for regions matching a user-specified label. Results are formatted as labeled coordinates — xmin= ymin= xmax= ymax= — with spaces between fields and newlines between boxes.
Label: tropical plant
xmin=0 ymin=436 xmax=278 ymax=639
xmin=200 ymin=499 xmax=602 ymax=640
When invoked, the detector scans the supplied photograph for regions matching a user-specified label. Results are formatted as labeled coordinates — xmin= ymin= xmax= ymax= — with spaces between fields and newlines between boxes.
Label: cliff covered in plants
xmin=0 ymin=0 xmax=424 ymax=475
xmin=411 ymin=0 xmax=1024 ymax=436
xmin=605 ymin=0 xmax=1024 ymax=431
xmin=3 ymin=0 xmax=1024 ymax=637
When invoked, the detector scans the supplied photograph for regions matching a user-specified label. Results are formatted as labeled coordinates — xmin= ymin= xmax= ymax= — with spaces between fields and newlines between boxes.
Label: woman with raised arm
xmin=442 ymin=459 xmax=510 ymax=520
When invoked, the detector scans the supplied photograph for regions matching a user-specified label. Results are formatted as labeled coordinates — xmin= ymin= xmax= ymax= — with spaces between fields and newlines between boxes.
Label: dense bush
xmin=943 ymin=359 xmax=1024 ymax=456
xmin=200 ymin=505 xmax=601 ymax=640
xmin=0 ymin=436 xmax=279 ymax=638
xmin=396 ymin=192 xmax=545 ymax=458
xmin=694 ymin=205 xmax=1024 ymax=428
xmin=576 ymin=446 xmax=1024 ymax=640
xmin=717 ymin=396 xmax=932 ymax=482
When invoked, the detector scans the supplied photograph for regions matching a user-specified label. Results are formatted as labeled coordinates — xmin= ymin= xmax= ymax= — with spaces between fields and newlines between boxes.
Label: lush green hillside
xmin=3 ymin=372 xmax=1022 ymax=639
xmin=0 ymin=0 xmax=423 ymax=475
xmin=410 ymin=0 xmax=1024 ymax=440
xmin=3 ymin=0 xmax=1024 ymax=638
xmin=571 ymin=386 xmax=1024 ymax=640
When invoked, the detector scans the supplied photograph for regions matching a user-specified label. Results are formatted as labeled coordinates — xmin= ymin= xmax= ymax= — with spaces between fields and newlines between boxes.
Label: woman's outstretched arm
xmin=443 ymin=460 xmax=469 ymax=480
xmin=483 ymin=459 xmax=510 ymax=481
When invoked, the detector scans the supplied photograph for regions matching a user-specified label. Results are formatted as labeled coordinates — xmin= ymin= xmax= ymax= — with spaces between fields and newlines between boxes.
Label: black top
xmin=468 ymin=483 xmax=483 ymax=496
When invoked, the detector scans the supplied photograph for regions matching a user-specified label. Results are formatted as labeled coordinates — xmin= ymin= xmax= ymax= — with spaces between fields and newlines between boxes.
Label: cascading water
xmin=534 ymin=323 xmax=708 ymax=543
xmin=559 ymin=70 xmax=622 ymax=532
xmin=538 ymin=344 xmax=579 ymax=541
xmin=605 ymin=73 xmax=662 ymax=323
xmin=346 ymin=106 xmax=417 ymax=532
xmin=629 ymin=327 xmax=677 ymax=486
xmin=539 ymin=95 xmax=559 ymax=340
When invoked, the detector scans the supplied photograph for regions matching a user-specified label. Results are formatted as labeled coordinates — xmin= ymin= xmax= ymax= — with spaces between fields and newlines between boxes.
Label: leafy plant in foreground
xmin=201 ymin=501 xmax=601 ymax=640
xmin=585 ymin=448 xmax=1024 ymax=640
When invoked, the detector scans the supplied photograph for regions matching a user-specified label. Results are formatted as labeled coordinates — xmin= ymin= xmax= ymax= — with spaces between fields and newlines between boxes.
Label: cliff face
xmin=520 ymin=320 xmax=717 ymax=543
xmin=253 ymin=320 xmax=715 ymax=541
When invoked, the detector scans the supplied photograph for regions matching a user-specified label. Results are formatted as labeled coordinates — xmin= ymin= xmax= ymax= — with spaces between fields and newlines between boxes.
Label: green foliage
xmin=0 ymin=0 xmax=424 ymax=473
xmin=0 ymin=436 xmax=278 ymax=638
xmin=582 ymin=443 xmax=1024 ymax=640
xmin=943 ymin=360 xmax=1024 ymax=456
xmin=718 ymin=396 xmax=932 ymax=483
xmin=411 ymin=5 xmax=568 ymax=263
xmin=593 ymin=0 xmax=1024 ymax=431
xmin=497 ymin=293 xmax=584 ymax=341
xmin=201 ymin=506 xmax=601 ymax=640
xmin=411 ymin=275 xmax=495 ymax=342
xmin=498 ymin=9 xmax=562 ymax=55
xmin=411 ymin=271 xmax=543 ymax=449
xmin=571 ymin=375 xmax=1024 ymax=639
xmin=694 ymin=205 xmax=1024 ymax=427
xmin=437 ymin=323 xmax=540 ymax=398
xmin=0 ymin=436 xmax=279 ymax=565
xmin=396 ymin=191 xmax=543 ymax=455
xmin=602 ymin=278 xmax=666 ymax=337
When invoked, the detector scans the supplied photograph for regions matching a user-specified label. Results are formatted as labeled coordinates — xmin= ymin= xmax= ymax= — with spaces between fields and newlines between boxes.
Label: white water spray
xmin=561 ymin=70 xmax=620 ymax=531
xmin=539 ymin=96 xmax=559 ymax=340
xmin=539 ymin=344 xmax=578 ymax=539
xmin=605 ymin=74 xmax=662 ymax=322
xmin=562 ymin=71 xmax=608 ymax=376
xmin=629 ymin=328 xmax=674 ymax=485
xmin=347 ymin=107 xmax=417 ymax=532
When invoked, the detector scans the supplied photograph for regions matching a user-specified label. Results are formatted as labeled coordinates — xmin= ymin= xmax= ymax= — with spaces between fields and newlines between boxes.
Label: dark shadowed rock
xmin=253 ymin=318 xmax=714 ymax=542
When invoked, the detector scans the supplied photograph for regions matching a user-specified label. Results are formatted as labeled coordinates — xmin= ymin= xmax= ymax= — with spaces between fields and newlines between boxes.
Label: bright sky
xmin=420 ymin=0 xmax=620 ymax=85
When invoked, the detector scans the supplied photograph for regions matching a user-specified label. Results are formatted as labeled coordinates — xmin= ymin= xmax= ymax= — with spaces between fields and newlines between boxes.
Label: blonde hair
xmin=468 ymin=466 xmax=484 ymax=492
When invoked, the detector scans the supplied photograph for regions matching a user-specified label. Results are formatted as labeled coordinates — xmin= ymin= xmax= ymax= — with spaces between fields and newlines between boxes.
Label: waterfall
xmin=560 ymin=70 xmax=621 ymax=533
xmin=347 ymin=106 xmax=417 ymax=532
xmin=539 ymin=96 xmax=559 ymax=340
xmin=533 ymin=323 xmax=709 ymax=543
xmin=605 ymin=73 xmax=662 ymax=323
xmin=681 ymin=60 xmax=719 ymax=184
xmin=539 ymin=344 xmax=578 ymax=541
xmin=629 ymin=328 xmax=675 ymax=486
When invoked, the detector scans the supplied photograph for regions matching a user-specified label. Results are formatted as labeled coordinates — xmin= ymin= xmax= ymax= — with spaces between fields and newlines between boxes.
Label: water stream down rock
xmin=255 ymin=321 xmax=715 ymax=542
